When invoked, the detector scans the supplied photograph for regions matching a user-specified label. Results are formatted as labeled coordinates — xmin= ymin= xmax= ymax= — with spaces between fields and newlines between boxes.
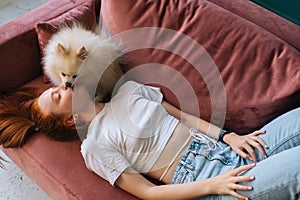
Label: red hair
xmin=0 ymin=87 xmax=79 ymax=165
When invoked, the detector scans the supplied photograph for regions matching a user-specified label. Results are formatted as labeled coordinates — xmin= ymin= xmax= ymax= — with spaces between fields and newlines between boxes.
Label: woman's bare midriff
xmin=147 ymin=123 xmax=193 ymax=184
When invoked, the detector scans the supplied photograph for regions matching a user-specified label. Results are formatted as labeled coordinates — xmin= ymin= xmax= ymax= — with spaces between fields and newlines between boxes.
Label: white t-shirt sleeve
xmin=81 ymin=139 xmax=131 ymax=186
xmin=128 ymin=81 xmax=163 ymax=103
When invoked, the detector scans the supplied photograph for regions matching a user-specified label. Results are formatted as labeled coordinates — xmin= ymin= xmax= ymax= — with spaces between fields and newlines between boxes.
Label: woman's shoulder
xmin=118 ymin=80 xmax=144 ymax=92
xmin=122 ymin=80 xmax=142 ymax=87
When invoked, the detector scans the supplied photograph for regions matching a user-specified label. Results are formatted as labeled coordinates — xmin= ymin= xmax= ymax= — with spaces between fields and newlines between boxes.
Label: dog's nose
xmin=65 ymin=82 xmax=72 ymax=88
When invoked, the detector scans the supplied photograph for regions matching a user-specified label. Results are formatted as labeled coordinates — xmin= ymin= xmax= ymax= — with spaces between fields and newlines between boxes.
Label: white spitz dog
xmin=43 ymin=24 xmax=123 ymax=102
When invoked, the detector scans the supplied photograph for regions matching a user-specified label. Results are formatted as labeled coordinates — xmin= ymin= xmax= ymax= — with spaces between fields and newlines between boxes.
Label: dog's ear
xmin=56 ymin=43 xmax=68 ymax=57
xmin=77 ymin=46 xmax=88 ymax=60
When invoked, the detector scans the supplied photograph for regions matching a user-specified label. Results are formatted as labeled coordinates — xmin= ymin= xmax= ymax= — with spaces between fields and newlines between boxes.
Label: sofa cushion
xmin=35 ymin=0 xmax=97 ymax=83
xmin=1 ymin=131 xmax=138 ymax=200
xmin=100 ymin=0 xmax=300 ymax=134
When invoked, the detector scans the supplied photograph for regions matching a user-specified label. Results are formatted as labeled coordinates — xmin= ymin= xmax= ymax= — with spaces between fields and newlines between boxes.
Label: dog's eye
xmin=73 ymin=75 xmax=78 ymax=79
xmin=61 ymin=73 xmax=66 ymax=77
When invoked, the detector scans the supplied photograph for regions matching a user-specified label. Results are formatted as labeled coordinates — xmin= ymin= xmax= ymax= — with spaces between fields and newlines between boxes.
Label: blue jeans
xmin=171 ymin=107 xmax=300 ymax=200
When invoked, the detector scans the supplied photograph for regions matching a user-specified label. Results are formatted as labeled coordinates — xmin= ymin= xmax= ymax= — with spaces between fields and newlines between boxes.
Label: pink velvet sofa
xmin=1 ymin=0 xmax=300 ymax=199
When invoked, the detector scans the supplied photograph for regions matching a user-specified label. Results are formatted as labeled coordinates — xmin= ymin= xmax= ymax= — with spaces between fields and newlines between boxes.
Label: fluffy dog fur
xmin=43 ymin=24 xmax=123 ymax=102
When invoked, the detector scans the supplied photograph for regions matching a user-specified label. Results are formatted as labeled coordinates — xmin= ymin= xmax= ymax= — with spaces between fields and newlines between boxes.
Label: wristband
xmin=218 ymin=129 xmax=232 ymax=143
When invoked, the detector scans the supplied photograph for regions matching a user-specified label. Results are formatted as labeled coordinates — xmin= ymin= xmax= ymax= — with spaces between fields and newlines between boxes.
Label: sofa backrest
xmin=209 ymin=0 xmax=300 ymax=51
xmin=100 ymin=0 xmax=300 ymax=134
xmin=0 ymin=24 xmax=41 ymax=90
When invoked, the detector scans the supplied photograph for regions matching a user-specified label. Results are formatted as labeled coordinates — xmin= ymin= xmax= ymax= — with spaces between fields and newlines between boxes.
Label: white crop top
xmin=81 ymin=81 xmax=179 ymax=185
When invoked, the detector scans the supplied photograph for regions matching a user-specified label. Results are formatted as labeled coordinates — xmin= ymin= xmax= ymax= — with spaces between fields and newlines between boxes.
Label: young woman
xmin=0 ymin=81 xmax=299 ymax=200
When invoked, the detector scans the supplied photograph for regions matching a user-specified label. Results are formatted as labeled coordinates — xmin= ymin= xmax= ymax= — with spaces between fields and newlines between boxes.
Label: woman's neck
xmin=95 ymin=102 xmax=105 ymax=114
xmin=77 ymin=102 xmax=105 ymax=124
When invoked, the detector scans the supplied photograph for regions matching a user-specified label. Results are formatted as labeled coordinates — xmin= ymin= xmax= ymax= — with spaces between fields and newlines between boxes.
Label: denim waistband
xmin=170 ymin=129 xmax=236 ymax=184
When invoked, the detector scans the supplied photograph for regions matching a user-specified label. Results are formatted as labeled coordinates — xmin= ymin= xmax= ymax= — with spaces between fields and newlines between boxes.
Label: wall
xmin=251 ymin=0 xmax=300 ymax=25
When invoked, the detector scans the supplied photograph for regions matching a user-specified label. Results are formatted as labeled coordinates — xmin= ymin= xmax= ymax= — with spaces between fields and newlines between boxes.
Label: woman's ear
xmin=63 ymin=114 xmax=78 ymax=127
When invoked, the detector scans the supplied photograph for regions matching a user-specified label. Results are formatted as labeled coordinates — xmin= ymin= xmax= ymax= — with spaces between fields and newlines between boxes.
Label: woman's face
xmin=38 ymin=85 xmax=73 ymax=116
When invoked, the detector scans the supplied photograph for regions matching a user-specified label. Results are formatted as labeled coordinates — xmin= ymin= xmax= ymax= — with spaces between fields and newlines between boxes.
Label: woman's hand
xmin=209 ymin=164 xmax=255 ymax=200
xmin=223 ymin=130 xmax=268 ymax=162
xmin=117 ymin=164 xmax=255 ymax=200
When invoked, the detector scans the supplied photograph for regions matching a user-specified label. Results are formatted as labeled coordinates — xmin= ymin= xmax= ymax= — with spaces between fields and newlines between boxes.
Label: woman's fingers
xmin=233 ymin=143 xmax=256 ymax=161
xmin=233 ymin=183 xmax=253 ymax=191
xmin=230 ymin=177 xmax=254 ymax=200
xmin=251 ymin=130 xmax=268 ymax=147
xmin=234 ymin=141 xmax=257 ymax=162
xmin=231 ymin=165 xmax=255 ymax=200
xmin=230 ymin=190 xmax=250 ymax=200
xmin=234 ymin=148 xmax=250 ymax=160
xmin=227 ymin=130 xmax=269 ymax=164
xmin=234 ymin=174 xmax=255 ymax=183
xmin=241 ymin=130 xmax=268 ymax=161
xmin=242 ymin=143 xmax=257 ymax=162
xmin=215 ymin=165 xmax=255 ymax=200
xmin=248 ymin=139 xmax=267 ymax=159
xmin=232 ymin=164 xmax=256 ymax=175
xmin=229 ymin=182 xmax=253 ymax=200
xmin=252 ymin=130 xmax=266 ymax=136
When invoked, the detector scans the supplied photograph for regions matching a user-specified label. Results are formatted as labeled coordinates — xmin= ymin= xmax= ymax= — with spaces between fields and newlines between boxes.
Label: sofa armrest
xmin=1 ymin=134 xmax=137 ymax=200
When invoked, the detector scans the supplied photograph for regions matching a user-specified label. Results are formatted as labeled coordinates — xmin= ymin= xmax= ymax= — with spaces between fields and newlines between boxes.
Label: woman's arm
xmin=161 ymin=101 xmax=268 ymax=162
xmin=161 ymin=101 xmax=221 ymax=139
xmin=115 ymin=165 xmax=255 ymax=200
